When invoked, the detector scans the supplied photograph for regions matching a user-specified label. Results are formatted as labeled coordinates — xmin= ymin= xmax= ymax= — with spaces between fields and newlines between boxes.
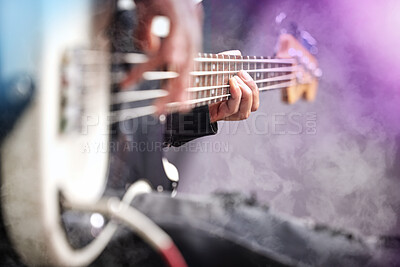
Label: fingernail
xmin=230 ymin=76 xmax=239 ymax=87
xmin=240 ymin=71 xmax=252 ymax=80
xmin=234 ymin=75 xmax=243 ymax=85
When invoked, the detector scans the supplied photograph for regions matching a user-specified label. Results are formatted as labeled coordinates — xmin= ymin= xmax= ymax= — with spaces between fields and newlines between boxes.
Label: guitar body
xmin=0 ymin=1 xmax=114 ymax=265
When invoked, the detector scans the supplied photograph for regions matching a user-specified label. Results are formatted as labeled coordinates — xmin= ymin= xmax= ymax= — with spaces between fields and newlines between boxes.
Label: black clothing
xmin=164 ymin=106 xmax=218 ymax=147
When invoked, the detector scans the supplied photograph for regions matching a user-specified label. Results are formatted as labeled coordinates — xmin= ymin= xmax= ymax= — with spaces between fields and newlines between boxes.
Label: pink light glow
xmin=333 ymin=0 xmax=400 ymax=82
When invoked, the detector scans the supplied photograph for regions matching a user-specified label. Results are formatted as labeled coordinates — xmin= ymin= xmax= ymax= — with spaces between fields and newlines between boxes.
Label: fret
xmin=265 ymin=56 xmax=269 ymax=88
xmin=244 ymin=56 xmax=249 ymax=71
xmin=219 ymin=54 xmax=226 ymax=101
xmin=205 ymin=53 xmax=210 ymax=105
xmin=260 ymin=56 xmax=264 ymax=89
xmin=209 ymin=53 xmax=216 ymax=103
xmin=233 ymin=55 xmax=238 ymax=72
xmin=212 ymin=54 xmax=220 ymax=103
xmin=194 ymin=57 xmax=295 ymax=64
xmin=266 ymin=56 xmax=270 ymax=88
xmin=198 ymin=53 xmax=204 ymax=106
xmin=221 ymin=54 xmax=225 ymax=101
xmin=224 ymin=54 xmax=229 ymax=100
xmin=194 ymin=54 xmax=200 ymax=103
xmin=206 ymin=53 xmax=210 ymax=105
xmin=272 ymin=61 xmax=277 ymax=86
xmin=227 ymin=54 xmax=230 ymax=102
xmin=227 ymin=54 xmax=231 ymax=82
xmin=217 ymin=54 xmax=222 ymax=101
xmin=214 ymin=53 xmax=219 ymax=103
xmin=267 ymin=60 xmax=271 ymax=87
xmin=204 ymin=53 xmax=208 ymax=105
xmin=234 ymin=55 xmax=237 ymax=73
xmin=214 ymin=54 xmax=217 ymax=103
xmin=256 ymin=56 xmax=261 ymax=81
xmin=189 ymin=53 xmax=297 ymax=106
xmin=249 ymin=56 xmax=254 ymax=80
xmin=211 ymin=53 xmax=216 ymax=103
xmin=203 ymin=54 xmax=208 ymax=105
xmin=253 ymin=56 xmax=257 ymax=82
xmin=229 ymin=54 xmax=235 ymax=79
xmin=191 ymin=67 xmax=295 ymax=77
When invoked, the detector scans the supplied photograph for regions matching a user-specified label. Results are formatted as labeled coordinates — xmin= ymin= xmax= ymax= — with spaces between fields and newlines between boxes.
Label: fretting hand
xmin=209 ymin=50 xmax=260 ymax=123
xmin=122 ymin=0 xmax=203 ymax=112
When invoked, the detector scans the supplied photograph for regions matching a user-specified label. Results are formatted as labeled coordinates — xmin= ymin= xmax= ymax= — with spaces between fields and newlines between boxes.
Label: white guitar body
xmin=1 ymin=0 xmax=113 ymax=265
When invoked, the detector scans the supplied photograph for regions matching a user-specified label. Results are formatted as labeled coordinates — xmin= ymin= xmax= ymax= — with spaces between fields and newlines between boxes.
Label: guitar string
xmin=79 ymin=51 xmax=295 ymax=67
xmin=173 ymin=58 xmax=293 ymax=64
xmin=110 ymin=67 xmax=296 ymax=84
xmin=188 ymin=73 xmax=295 ymax=92
xmin=193 ymin=58 xmax=295 ymax=64
xmin=109 ymin=81 xmax=295 ymax=124
xmin=80 ymin=52 xmax=296 ymax=67
xmin=190 ymin=67 xmax=296 ymax=76
xmin=113 ymin=52 xmax=296 ymax=65
xmin=75 ymin=52 xmax=298 ymax=122
xmin=111 ymin=74 xmax=295 ymax=104
xmin=78 ymin=66 xmax=295 ymax=106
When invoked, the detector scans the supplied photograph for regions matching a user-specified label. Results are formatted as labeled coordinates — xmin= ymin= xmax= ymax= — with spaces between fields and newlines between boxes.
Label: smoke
xmin=165 ymin=0 xmax=400 ymax=236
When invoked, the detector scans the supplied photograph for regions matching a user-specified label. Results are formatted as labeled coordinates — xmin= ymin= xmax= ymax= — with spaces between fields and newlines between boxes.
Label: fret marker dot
xmin=257 ymin=73 xmax=261 ymax=78
xmin=213 ymin=64 xmax=216 ymax=70
xmin=196 ymin=77 xmax=199 ymax=84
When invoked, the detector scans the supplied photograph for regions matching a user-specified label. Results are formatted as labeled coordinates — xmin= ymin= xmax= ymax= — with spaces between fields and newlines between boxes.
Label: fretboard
xmin=187 ymin=53 xmax=296 ymax=107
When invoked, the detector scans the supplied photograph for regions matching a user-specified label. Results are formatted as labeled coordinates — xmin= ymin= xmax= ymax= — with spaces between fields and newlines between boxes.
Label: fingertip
xmin=238 ymin=70 xmax=252 ymax=81
xmin=229 ymin=76 xmax=238 ymax=88
xmin=154 ymin=99 xmax=166 ymax=116
xmin=218 ymin=50 xmax=242 ymax=56
xmin=251 ymin=104 xmax=259 ymax=112
xmin=235 ymin=76 xmax=252 ymax=98
xmin=229 ymin=76 xmax=241 ymax=99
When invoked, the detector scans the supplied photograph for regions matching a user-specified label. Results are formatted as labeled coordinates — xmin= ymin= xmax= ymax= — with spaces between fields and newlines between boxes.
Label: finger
xmin=218 ymin=50 xmax=242 ymax=56
xmin=238 ymin=70 xmax=259 ymax=111
xmin=225 ymin=76 xmax=242 ymax=114
xmin=163 ymin=34 xmax=193 ymax=108
xmin=208 ymin=102 xmax=221 ymax=123
xmin=210 ymin=76 xmax=241 ymax=121
xmin=166 ymin=70 xmax=191 ymax=112
xmin=226 ymin=76 xmax=253 ymax=121
xmin=134 ymin=4 xmax=159 ymax=52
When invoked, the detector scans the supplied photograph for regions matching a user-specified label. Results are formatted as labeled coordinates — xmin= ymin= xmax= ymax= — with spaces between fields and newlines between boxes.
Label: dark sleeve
xmin=164 ymin=105 xmax=218 ymax=147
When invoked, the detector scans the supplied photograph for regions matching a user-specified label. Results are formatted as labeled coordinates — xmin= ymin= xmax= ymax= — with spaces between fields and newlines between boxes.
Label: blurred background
xmin=165 ymin=0 xmax=400 ymax=237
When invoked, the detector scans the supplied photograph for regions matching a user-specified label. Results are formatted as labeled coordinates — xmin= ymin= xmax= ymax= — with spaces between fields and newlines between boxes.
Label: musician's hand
xmin=209 ymin=51 xmax=259 ymax=123
xmin=122 ymin=0 xmax=203 ymax=113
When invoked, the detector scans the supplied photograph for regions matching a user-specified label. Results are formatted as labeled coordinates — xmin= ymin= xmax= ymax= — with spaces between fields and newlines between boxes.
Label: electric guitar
xmin=0 ymin=1 xmax=320 ymax=266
